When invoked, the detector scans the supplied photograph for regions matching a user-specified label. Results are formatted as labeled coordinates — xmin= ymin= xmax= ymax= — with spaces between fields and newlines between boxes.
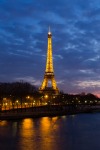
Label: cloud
xmin=75 ymin=80 xmax=100 ymax=88
xmin=86 ymin=55 xmax=100 ymax=62
xmin=79 ymin=69 xmax=94 ymax=74
xmin=53 ymin=54 xmax=64 ymax=60
xmin=90 ymin=39 xmax=100 ymax=52
xmin=15 ymin=76 xmax=41 ymax=86
xmin=57 ymin=80 xmax=65 ymax=85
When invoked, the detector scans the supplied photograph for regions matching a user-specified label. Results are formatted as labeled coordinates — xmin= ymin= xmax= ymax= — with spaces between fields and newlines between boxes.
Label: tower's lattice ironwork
xmin=39 ymin=29 xmax=59 ymax=94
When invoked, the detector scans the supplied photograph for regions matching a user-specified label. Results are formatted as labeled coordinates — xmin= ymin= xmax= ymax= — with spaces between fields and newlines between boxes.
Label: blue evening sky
xmin=0 ymin=0 xmax=100 ymax=96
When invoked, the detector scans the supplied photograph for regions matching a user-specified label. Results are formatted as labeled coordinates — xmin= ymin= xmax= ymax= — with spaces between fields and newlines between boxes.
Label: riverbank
xmin=0 ymin=105 xmax=100 ymax=120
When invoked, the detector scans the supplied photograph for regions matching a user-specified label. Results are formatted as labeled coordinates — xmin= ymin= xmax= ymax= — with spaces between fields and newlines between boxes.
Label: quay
xmin=0 ymin=105 xmax=100 ymax=120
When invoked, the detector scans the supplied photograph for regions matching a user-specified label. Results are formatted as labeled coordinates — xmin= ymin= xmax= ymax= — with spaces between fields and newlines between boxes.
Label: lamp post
xmin=5 ymin=102 xmax=7 ymax=111
xmin=26 ymin=96 xmax=30 ymax=107
xmin=16 ymin=100 xmax=18 ymax=109
xmin=44 ymin=94 xmax=48 ymax=105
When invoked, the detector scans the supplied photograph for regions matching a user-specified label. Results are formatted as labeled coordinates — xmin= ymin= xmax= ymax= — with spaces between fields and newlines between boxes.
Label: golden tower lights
xmin=39 ymin=29 xmax=59 ymax=94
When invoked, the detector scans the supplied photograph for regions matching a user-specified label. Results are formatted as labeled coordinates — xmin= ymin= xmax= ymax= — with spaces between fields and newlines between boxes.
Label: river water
xmin=0 ymin=113 xmax=100 ymax=150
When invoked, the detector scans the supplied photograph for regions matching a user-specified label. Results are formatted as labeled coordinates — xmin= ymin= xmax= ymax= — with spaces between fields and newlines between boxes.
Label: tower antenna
xmin=48 ymin=26 xmax=51 ymax=35
xmin=49 ymin=26 xmax=50 ymax=32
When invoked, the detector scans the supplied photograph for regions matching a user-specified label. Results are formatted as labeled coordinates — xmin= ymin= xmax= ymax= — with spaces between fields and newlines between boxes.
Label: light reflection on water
xmin=18 ymin=117 xmax=62 ymax=150
xmin=18 ymin=119 xmax=35 ymax=150
xmin=0 ymin=114 xmax=100 ymax=150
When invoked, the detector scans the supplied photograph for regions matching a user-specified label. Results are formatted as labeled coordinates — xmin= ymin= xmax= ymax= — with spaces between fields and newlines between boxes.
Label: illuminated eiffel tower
xmin=39 ymin=28 xmax=59 ymax=94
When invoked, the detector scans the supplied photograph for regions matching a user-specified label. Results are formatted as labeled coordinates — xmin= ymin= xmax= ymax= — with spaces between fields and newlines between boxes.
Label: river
xmin=0 ymin=113 xmax=100 ymax=150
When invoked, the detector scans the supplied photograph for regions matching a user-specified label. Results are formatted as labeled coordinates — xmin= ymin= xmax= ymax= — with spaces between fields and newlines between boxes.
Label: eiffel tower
xmin=39 ymin=28 xmax=59 ymax=94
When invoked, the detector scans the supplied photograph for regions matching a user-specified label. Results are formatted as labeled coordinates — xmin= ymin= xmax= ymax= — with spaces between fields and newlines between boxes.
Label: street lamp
xmin=45 ymin=95 xmax=48 ymax=99
xmin=16 ymin=100 xmax=19 ymax=109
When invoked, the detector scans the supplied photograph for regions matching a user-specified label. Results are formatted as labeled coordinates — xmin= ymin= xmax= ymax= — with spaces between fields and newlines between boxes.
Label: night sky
xmin=0 ymin=0 xmax=100 ymax=97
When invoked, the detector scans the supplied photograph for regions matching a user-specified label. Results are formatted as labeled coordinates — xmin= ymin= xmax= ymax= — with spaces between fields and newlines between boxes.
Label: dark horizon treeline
xmin=0 ymin=82 xmax=40 ymax=103
xmin=0 ymin=82 xmax=100 ymax=105
xmin=0 ymin=82 xmax=37 ymax=97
